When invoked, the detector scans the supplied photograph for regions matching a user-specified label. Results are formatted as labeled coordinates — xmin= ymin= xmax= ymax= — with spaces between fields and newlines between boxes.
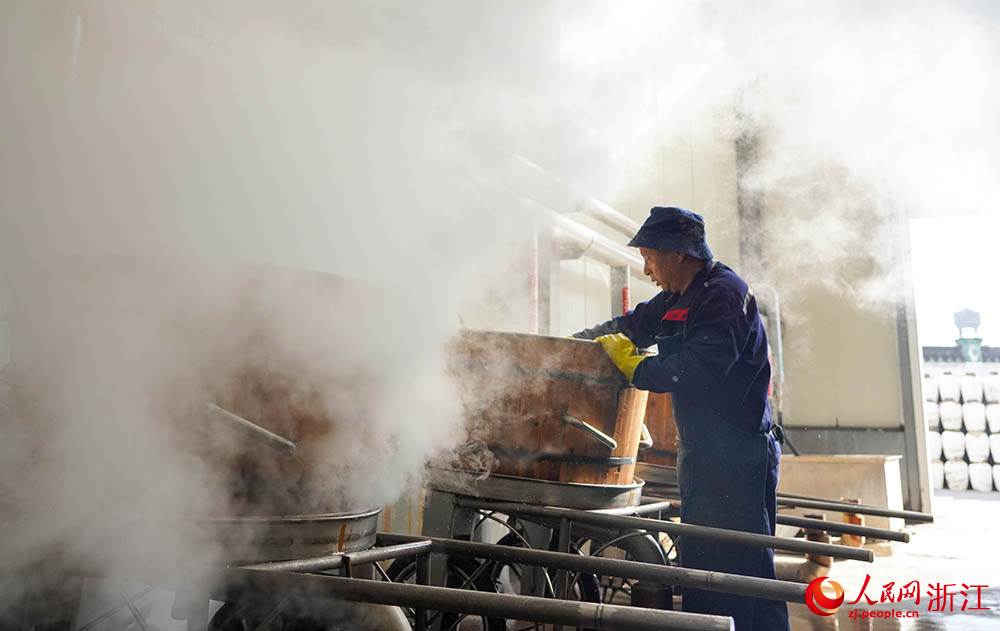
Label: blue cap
xmin=627 ymin=206 xmax=713 ymax=260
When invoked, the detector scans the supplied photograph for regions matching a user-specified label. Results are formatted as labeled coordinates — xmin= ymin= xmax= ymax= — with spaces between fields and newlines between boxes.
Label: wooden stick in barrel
xmin=204 ymin=403 xmax=297 ymax=455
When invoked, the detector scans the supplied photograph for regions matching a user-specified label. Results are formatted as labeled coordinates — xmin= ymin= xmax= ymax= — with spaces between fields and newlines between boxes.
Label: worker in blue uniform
xmin=572 ymin=206 xmax=789 ymax=630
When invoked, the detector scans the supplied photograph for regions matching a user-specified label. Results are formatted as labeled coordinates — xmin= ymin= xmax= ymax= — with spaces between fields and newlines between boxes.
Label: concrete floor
xmin=787 ymin=490 xmax=1000 ymax=630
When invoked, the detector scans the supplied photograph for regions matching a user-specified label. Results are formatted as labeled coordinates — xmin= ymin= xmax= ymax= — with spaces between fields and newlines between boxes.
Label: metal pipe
xmin=754 ymin=284 xmax=784 ymax=388
xmin=776 ymin=495 xmax=933 ymax=523
xmin=512 ymin=154 xmax=642 ymax=238
xmin=617 ymin=533 xmax=672 ymax=611
xmin=576 ymin=197 xmax=642 ymax=238
xmin=116 ymin=585 xmax=151 ymax=631
xmin=475 ymin=175 xmax=647 ymax=278
xmin=643 ymin=494 xmax=909 ymax=542
xmin=639 ymin=423 xmax=654 ymax=449
xmin=79 ymin=586 xmax=155 ymax=631
xmin=617 ymin=532 xmax=667 ymax=566
xmin=563 ymin=414 xmax=618 ymax=450
xmin=215 ymin=568 xmax=735 ymax=631
xmin=378 ymin=534 xmax=806 ymax=603
xmin=454 ymin=498 xmax=873 ymax=562
xmin=415 ymin=554 xmax=430 ymax=631
xmin=554 ymin=517 xmax=571 ymax=631
xmin=241 ymin=541 xmax=431 ymax=574
xmin=776 ymin=514 xmax=910 ymax=543
xmin=594 ymin=500 xmax=674 ymax=516
xmin=345 ymin=541 xmax=432 ymax=567
xmin=547 ymin=210 xmax=646 ymax=278
xmin=242 ymin=554 xmax=345 ymax=574
xmin=251 ymin=595 xmax=289 ymax=631
xmin=204 ymin=403 xmax=297 ymax=454
xmin=241 ymin=555 xmax=345 ymax=574
xmin=645 ymin=470 xmax=933 ymax=523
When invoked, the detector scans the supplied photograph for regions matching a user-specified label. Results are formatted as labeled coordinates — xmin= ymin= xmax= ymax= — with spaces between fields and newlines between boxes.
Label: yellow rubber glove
xmin=595 ymin=333 xmax=645 ymax=381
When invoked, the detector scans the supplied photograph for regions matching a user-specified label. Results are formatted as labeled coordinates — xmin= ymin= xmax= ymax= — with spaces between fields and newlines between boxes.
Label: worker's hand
xmin=594 ymin=333 xmax=645 ymax=381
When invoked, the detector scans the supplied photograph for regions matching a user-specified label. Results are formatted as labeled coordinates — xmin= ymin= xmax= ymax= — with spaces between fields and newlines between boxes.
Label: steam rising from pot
xmin=2 ymin=0 xmax=1000 ymax=614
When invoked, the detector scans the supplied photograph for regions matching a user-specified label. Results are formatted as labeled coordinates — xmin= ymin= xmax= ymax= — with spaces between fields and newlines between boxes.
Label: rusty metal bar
xmin=213 ymin=567 xmax=735 ymax=631
xmin=453 ymin=498 xmax=874 ymax=562
xmin=594 ymin=500 xmax=674 ymax=516
xmin=642 ymin=495 xmax=908 ymax=542
xmin=241 ymin=541 xmax=431 ymax=574
xmin=776 ymin=514 xmax=909 ymax=543
xmin=415 ymin=554 xmax=430 ymax=631
xmin=643 ymin=465 xmax=933 ymax=523
xmin=776 ymin=493 xmax=933 ymax=523
xmin=377 ymin=534 xmax=807 ymax=603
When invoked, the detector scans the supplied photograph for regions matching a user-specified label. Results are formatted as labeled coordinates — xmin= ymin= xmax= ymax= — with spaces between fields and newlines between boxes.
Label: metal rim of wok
xmin=192 ymin=507 xmax=383 ymax=525
xmin=192 ymin=508 xmax=383 ymax=562
xmin=426 ymin=467 xmax=644 ymax=510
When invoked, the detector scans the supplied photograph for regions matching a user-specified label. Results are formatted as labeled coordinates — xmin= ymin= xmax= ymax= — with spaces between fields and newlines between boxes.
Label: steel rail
xmin=775 ymin=514 xmax=910 ymax=543
xmin=241 ymin=541 xmax=432 ymax=574
xmin=593 ymin=499 xmax=674 ymax=516
xmin=641 ymin=465 xmax=934 ymax=523
xmin=640 ymin=495 xmax=909 ymax=542
xmin=213 ymin=567 xmax=735 ymax=631
xmin=776 ymin=494 xmax=933 ymax=523
xmin=378 ymin=533 xmax=807 ymax=603
xmin=454 ymin=498 xmax=874 ymax=562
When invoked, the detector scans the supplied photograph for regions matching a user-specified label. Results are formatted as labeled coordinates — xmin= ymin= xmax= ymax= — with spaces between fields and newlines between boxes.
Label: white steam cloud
xmin=2 ymin=0 xmax=1000 ymax=619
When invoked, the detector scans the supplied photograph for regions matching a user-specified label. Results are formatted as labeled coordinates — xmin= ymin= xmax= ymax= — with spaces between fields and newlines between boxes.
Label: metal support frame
xmin=640 ymin=466 xmax=932 ymax=523
xmin=773 ymin=514 xmax=908 ymax=543
xmin=241 ymin=541 xmax=432 ymax=574
xmin=79 ymin=586 xmax=155 ymax=631
xmin=552 ymin=517 xmax=572 ymax=631
xmin=420 ymin=489 xmax=463 ymax=593
xmin=636 ymin=493 xmax=913 ymax=542
xmin=454 ymin=498 xmax=873 ymax=562
xmin=892 ymin=213 xmax=933 ymax=514
xmin=612 ymin=496 xmax=910 ymax=543
xmin=775 ymin=494 xmax=932 ymax=523
xmin=531 ymin=227 xmax=557 ymax=335
xmin=213 ymin=567 xmax=735 ymax=631
xmin=115 ymin=584 xmax=151 ymax=631
xmin=377 ymin=534 xmax=805 ymax=603
xmin=595 ymin=500 xmax=675 ymax=518
xmin=415 ymin=554 xmax=430 ymax=631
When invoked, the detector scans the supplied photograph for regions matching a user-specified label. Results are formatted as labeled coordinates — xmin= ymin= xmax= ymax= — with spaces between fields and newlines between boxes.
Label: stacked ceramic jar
xmin=925 ymin=371 xmax=1000 ymax=492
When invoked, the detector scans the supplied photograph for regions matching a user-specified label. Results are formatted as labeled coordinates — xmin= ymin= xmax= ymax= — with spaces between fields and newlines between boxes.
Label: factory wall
xmin=776 ymin=278 xmax=904 ymax=429
xmin=558 ymin=123 xmax=910 ymax=431
xmin=558 ymin=118 xmax=740 ymax=335
xmin=553 ymin=128 xmax=929 ymax=509
xmin=761 ymin=187 xmax=910 ymax=430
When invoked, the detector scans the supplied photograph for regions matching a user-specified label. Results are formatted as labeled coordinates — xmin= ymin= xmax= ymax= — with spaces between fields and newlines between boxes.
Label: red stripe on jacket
xmin=662 ymin=308 xmax=689 ymax=322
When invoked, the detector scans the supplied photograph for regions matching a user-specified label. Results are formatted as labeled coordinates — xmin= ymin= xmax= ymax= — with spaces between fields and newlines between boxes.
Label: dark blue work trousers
xmin=677 ymin=415 xmax=790 ymax=630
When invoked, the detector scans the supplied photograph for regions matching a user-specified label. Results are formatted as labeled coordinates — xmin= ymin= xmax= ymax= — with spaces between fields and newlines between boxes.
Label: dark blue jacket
xmin=574 ymin=260 xmax=772 ymax=436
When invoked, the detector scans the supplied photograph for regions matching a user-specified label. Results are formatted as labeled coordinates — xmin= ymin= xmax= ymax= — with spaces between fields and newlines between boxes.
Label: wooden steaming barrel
xmin=640 ymin=392 xmax=678 ymax=466
xmin=452 ymin=330 xmax=648 ymax=485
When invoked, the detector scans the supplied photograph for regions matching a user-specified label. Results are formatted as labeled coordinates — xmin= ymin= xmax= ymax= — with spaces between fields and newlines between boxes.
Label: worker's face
xmin=640 ymin=247 xmax=686 ymax=292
